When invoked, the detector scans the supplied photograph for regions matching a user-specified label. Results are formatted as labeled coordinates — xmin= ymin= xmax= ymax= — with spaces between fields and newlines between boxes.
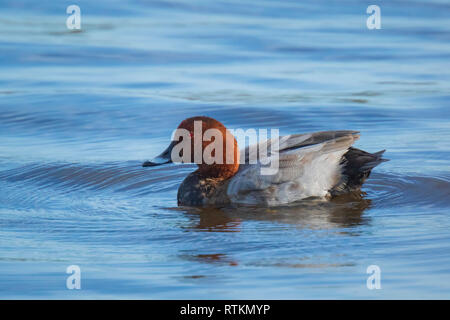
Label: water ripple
xmin=1 ymin=161 xmax=448 ymax=210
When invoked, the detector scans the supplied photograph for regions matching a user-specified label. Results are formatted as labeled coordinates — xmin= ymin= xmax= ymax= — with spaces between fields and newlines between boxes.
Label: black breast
xmin=177 ymin=172 xmax=213 ymax=206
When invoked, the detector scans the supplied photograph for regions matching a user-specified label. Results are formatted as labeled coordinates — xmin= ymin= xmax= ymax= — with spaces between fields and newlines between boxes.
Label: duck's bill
xmin=142 ymin=141 xmax=176 ymax=167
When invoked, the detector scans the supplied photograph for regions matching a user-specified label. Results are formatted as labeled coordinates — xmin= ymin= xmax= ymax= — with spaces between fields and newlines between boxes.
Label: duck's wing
xmin=228 ymin=131 xmax=360 ymax=206
xmin=240 ymin=130 xmax=360 ymax=163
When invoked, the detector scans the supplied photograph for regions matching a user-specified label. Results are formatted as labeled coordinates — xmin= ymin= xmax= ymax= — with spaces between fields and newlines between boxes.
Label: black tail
xmin=331 ymin=147 xmax=388 ymax=196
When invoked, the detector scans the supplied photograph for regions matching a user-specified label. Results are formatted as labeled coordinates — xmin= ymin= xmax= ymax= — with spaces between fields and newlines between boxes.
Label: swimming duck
xmin=143 ymin=116 xmax=387 ymax=207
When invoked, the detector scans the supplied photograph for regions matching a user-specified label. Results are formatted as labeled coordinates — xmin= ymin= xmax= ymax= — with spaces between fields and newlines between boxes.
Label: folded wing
xmin=227 ymin=131 xmax=360 ymax=206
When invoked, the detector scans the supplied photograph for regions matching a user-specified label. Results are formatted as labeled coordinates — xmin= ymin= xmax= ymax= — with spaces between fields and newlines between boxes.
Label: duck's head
xmin=143 ymin=116 xmax=240 ymax=179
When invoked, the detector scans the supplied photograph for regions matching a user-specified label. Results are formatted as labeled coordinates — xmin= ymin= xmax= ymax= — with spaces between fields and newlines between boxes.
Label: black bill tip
xmin=142 ymin=161 xmax=157 ymax=167
xmin=142 ymin=157 xmax=172 ymax=167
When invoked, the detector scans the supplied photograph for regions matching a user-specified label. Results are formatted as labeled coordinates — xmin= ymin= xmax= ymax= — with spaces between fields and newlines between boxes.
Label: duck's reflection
xmin=180 ymin=253 xmax=239 ymax=266
xmin=180 ymin=193 xmax=371 ymax=232
xmin=174 ymin=194 xmax=371 ymax=274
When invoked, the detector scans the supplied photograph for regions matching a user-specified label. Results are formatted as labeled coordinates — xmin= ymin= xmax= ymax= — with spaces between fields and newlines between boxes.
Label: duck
xmin=142 ymin=116 xmax=387 ymax=207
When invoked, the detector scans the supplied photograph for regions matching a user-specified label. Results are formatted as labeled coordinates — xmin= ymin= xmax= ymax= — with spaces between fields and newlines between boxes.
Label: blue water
xmin=1 ymin=0 xmax=450 ymax=299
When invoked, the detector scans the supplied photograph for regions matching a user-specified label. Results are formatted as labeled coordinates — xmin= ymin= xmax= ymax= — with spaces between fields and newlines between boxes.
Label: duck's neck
xmin=197 ymin=163 xmax=240 ymax=180
xmin=197 ymin=131 xmax=240 ymax=180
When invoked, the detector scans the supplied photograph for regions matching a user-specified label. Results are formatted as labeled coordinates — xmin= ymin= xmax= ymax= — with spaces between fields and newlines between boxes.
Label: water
xmin=1 ymin=0 xmax=449 ymax=299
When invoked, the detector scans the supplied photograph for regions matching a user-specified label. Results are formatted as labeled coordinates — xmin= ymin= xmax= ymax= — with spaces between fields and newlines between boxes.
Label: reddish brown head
xmin=143 ymin=116 xmax=240 ymax=180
